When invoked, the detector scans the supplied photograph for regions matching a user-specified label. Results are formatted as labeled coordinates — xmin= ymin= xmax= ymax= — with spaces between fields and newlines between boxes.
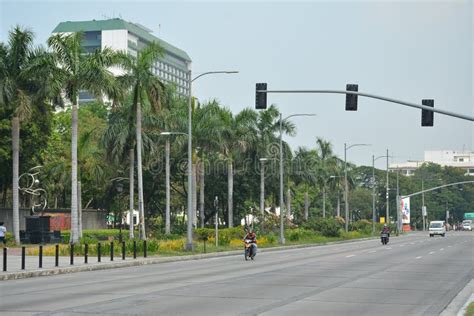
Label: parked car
xmin=429 ymin=221 xmax=446 ymax=237
xmin=462 ymin=220 xmax=472 ymax=231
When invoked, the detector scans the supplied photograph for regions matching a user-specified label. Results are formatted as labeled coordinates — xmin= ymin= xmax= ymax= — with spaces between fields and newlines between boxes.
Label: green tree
xmin=46 ymin=32 xmax=119 ymax=243
xmin=116 ymin=42 xmax=165 ymax=239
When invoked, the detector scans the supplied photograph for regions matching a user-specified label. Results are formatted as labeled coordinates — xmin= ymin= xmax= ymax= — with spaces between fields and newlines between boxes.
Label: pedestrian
xmin=0 ymin=222 xmax=6 ymax=245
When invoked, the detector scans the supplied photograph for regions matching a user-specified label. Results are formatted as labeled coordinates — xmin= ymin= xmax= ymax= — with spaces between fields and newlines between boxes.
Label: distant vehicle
xmin=462 ymin=220 xmax=472 ymax=231
xmin=429 ymin=221 xmax=446 ymax=237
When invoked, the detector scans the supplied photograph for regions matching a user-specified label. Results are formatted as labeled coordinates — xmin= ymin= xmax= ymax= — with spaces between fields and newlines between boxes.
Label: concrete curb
xmin=440 ymin=278 xmax=474 ymax=316
xmin=0 ymin=235 xmax=383 ymax=281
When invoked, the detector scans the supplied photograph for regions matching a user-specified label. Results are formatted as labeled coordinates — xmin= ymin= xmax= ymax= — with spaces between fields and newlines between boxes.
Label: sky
xmin=1 ymin=0 xmax=473 ymax=169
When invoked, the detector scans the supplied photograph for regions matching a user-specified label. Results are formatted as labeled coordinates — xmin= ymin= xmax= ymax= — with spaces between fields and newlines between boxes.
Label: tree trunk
xmin=70 ymin=101 xmax=79 ymax=244
xmin=199 ymin=161 xmax=205 ymax=228
xmin=192 ymin=163 xmax=197 ymax=227
xmin=260 ymin=160 xmax=265 ymax=214
xmin=323 ymin=186 xmax=326 ymax=218
xmin=337 ymin=193 xmax=341 ymax=217
xmin=129 ymin=147 xmax=135 ymax=239
xmin=227 ymin=160 xmax=233 ymax=227
xmin=165 ymin=140 xmax=170 ymax=234
xmin=78 ymin=181 xmax=83 ymax=238
xmin=304 ymin=191 xmax=309 ymax=220
xmin=286 ymin=188 xmax=291 ymax=219
xmin=12 ymin=116 xmax=20 ymax=244
xmin=136 ymin=102 xmax=146 ymax=240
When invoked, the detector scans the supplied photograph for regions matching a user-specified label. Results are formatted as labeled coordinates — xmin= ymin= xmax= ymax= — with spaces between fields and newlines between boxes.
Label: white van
xmin=462 ymin=220 xmax=472 ymax=231
xmin=429 ymin=221 xmax=446 ymax=237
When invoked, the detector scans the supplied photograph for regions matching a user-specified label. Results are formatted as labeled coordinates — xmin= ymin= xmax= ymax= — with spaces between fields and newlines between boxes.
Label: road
xmin=0 ymin=232 xmax=472 ymax=316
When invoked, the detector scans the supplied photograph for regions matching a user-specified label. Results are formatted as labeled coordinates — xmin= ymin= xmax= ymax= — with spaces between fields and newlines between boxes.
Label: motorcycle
xmin=244 ymin=239 xmax=256 ymax=260
xmin=380 ymin=233 xmax=389 ymax=245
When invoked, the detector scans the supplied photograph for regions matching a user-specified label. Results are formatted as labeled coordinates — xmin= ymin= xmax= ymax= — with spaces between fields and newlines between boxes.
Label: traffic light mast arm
xmin=401 ymin=180 xmax=474 ymax=199
xmin=257 ymin=89 xmax=474 ymax=122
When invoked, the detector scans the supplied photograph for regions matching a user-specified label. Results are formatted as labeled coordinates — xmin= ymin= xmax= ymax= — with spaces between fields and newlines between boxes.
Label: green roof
xmin=53 ymin=18 xmax=191 ymax=62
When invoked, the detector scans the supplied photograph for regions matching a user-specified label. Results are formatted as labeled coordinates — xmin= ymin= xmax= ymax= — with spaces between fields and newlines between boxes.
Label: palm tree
xmin=219 ymin=107 xmax=257 ymax=227
xmin=46 ymin=32 xmax=119 ymax=244
xmin=315 ymin=137 xmax=337 ymax=218
xmin=0 ymin=26 xmax=45 ymax=243
xmin=293 ymin=147 xmax=318 ymax=220
xmin=116 ymin=42 xmax=165 ymax=239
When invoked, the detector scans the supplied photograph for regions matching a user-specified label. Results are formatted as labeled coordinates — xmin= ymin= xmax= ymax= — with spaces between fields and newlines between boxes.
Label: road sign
xmin=380 ymin=217 xmax=385 ymax=224
xmin=464 ymin=213 xmax=474 ymax=220
xmin=422 ymin=206 xmax=427 ymax=217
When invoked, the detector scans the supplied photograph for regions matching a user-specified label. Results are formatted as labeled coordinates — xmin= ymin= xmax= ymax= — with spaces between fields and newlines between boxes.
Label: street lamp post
xmin=259 ymin=158 xmax=268 ymax=215
xmin=279 ymin=113 xmax=316 ymax=244
xmin=372 ymin=153 xmax=391 ymax=235
xmin=344 ymin=143 xmax=370 ymax=232
xmin=186 ymin=70 xmax=238 ymax=251
xmin=160 ymin=132 xmax=188 ymax=234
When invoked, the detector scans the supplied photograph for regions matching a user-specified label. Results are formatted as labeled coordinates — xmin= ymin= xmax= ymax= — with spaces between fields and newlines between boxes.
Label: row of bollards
xmin=1 ymin=240 xmax=148 ymax=272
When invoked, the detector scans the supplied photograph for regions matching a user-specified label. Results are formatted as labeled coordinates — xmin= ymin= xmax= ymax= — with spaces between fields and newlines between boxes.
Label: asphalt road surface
xmin=0 ymin=231 xmax=472 ymax=316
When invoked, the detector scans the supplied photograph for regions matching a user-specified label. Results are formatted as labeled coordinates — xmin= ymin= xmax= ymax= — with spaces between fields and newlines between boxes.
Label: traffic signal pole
xmin=256 ymin=88 xmax=474 ymax=122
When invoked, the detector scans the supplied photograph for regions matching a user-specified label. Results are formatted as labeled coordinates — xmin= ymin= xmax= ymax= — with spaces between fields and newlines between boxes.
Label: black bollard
xmin=98 ymin=243 xmax=101 ymax=262
xmin=3 ymin=247 xmax=7 ymax=272
xmin=143 ymin=240 xmax=147 ymax=258
xmin=70 ymin=243 xmax=74 ymax=265
xmin=110 ymin=242 xmax=114 ymax=261
xmin=21 ymin=246 xmax=25 ymax=270
xmin=55 ymin=245 xmax=59 ymax=267
xmin=84 ymin=244 xmax=88 ymax=264
xmin=39 ymin=245 xmax=43 ymax=268
xmin=122 ymin=241 xmax=125 ymax=260
xmin=133 ymin=240 xmax=137 ymax=259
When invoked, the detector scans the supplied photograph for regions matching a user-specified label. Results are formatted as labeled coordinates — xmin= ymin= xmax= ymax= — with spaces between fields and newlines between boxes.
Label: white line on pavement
xmin=368 ymin=250 xmax=376 ymax=253
xmin=346 ymin=255 xmax=356 ymax=258
xmin=429 ymin=251 xmax=435 ymax=255
xmin=440 ymin=248 xmax=444 ymax=251
xmin=416 ymin=256 xmax=422 ymax=259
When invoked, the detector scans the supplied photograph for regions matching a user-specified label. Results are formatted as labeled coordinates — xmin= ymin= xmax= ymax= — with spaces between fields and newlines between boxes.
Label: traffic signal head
xmin=421 ymin=99 xmax=434 ymax=126
xmin=345 ymin=84 xmax=358 ymax=111
xmin=255 ymin=83 xmax=267 ymax=110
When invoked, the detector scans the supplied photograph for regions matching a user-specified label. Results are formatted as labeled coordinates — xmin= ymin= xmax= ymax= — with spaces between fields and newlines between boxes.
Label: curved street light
xmin=344 ymin=143 xmax=370 ymax=232
xmin=186 ymin=70 xmax=238 ymax=250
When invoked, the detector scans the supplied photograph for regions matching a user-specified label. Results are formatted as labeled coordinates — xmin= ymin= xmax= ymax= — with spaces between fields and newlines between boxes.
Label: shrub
xmin=341 ymin=231 xmax=362 ymax=239
xmin=302 ymin=218 xmax=342 ymax=237
xmin=158 ymin=238 xmax=186 ymax=251
xmin=229 ymin=238 xmax=243 ymax=248
xmin=286 ymin=228 xmax=314 ymax=241
xmin=350 ymin=220 xmax=372 ymax=234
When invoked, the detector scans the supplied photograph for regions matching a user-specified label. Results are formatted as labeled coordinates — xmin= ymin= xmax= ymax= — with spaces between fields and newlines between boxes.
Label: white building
xmin=389 ymin=150 xmax=474 ymax=176
xmin=53 ymin=18 xmax=192 ymax=101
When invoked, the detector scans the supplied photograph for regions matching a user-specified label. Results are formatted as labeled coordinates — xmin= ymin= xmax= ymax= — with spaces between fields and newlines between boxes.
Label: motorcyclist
xmin=244 ymin=228 xmax=257 ymax=257
xmin=381 ymin=224 xmax=390 ymax=236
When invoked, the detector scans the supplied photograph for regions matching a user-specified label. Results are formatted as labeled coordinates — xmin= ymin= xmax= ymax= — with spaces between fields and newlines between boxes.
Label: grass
xmin=465 ymin=302 xmax=474 ymax=316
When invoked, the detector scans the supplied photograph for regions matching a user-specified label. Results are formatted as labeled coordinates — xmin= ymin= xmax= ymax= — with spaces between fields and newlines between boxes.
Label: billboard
xmin=400 ymin=197 xmax=410 ymax=224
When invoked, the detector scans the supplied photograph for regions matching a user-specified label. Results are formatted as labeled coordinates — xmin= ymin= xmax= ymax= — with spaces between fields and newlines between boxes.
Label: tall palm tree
xmin=293 ymin=147 xmax=318 ymax=220
xmin=116 ymin=42 xmax=165 ymax=239
xmin=219 ymin=107 xmax=257 ymax=227
xmin=315 ymin=137 xmax=337 ymax=218
xmin=0 ymin=26 xmax=45 ymax=243
xmin=46 ymin=32 xmax=119 ymax=244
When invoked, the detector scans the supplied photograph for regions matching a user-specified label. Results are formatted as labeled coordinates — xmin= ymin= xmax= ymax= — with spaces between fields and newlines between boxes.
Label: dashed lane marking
xmin=416 ymin=256 xmax=422 ymax=259
xmin=429 ymin=251 xmax=435 ymax=255
xmin=346 ymin=255 xmax=356 ymax=258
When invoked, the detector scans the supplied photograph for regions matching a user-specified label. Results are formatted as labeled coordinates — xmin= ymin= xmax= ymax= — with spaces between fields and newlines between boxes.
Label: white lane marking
xmin=440 ymin=248 xmax=444 ymax=251
xmin=399 ymin=245 xmax=404 ymax=247
xmin=368 ymin=250 xmax=376 ymax=253
xmin=410 ymin=242 xmax=415 ymax=245
xmin=416 ymin=256 xmax=422 ymax=259
xmin=346 ymin=255 xmax=356 ymax=258
xmin=448 ymin=245 xmax=452 ymax=248
xmin=429 ymin=251 xmax=435 ymax=255
xmin=387 ymin=247 xmax=392 ymax=249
